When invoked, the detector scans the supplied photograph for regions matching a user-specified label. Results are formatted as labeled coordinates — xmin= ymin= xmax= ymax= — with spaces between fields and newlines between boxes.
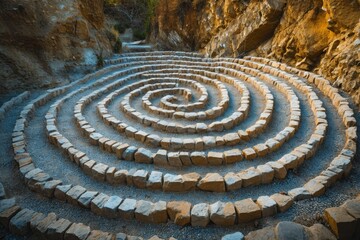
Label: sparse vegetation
xmin=104 ymin=0 xmax=158 ymax=40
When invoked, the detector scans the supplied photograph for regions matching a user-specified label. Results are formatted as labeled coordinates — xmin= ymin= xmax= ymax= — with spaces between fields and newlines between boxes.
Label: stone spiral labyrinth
xmin=3 ymin=51 xmax=358 ymax=238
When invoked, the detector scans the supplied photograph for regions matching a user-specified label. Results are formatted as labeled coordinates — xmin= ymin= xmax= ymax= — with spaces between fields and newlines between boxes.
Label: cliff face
xmin=150 ymin=0 xmax=360 ymax=107
xmin=0 ymin=0 xmax=112 ymax=91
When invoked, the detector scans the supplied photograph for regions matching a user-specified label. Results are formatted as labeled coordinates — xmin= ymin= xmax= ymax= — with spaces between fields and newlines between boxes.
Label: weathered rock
xmin=167 ymin=201 xmax=191 ymax=226
xmin=308 ymin=224 xmax=337 ymax=240
xmin=256 ymin=196 xmax=277 ymax=217
xmin=103 ymin=196 xmax=123 ymax=218
xmin=270 ymin=193 xmax=294 ymax=212
xmin=239 ymin=167 xmax=262 ymax=187
xmin=275 ymin=221 xmax=308 ymax=240
xmin=245 ymin=226 xmax=276 ymax=240
xmin=234 ymin=198 xmax=261 ymax=223
xmin=0 ymin=205 xmax=21 ymax=227
xmin=118 ymin=198 xmax=137 ymax=220
xmin=209 ymin=201 xmax=236 ymax=226
xmin=66 ymin=185 xmax=87 ymax=205
xmin=324 ymin=207 xmax=357 ymax=240
xmin=191 ymin=203 xmax=210 ymax=227
xmin=288 ymin=187 xmax=312 ymax=201
xmin=91 ymin=193 xmax=109 ymax=216
xmin=64 ymin=222 xmax=91 ymax=240
xmin=47 ymin=218 xmax=73 ymax=240
xmin=222 ymin=232 xmax=244 ymax=240
xmin=78 ymin=191 xmax=98 ymax=209
xmin=9 ymin=208 xmax=36 ymax=235
xmin=87 ymin=230 xmax=113 ymax=240
xmin=198 ymin=173 xmax=225 ymax=192
xmin=135 ymin=200 xmax=167 ymax=223
xmin=0 ymin=0 xmax=112 ymax=91
xmin=224 ymin=172 xmax=242 ymax=191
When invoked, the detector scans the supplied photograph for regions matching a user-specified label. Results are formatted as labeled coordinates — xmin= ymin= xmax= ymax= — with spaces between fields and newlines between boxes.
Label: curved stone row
xmin=10 ymin=52 xmax=356 ymax=228
xmin=44 ymin=55 xmax=329 ymax=193
xmin=0 ymin=183 xmax=154 ymax=240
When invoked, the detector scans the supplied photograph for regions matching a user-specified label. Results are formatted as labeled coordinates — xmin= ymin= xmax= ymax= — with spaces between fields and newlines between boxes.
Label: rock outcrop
xmin=150 ymin=0 xmax=360 ymax=107
xmin=0 ymin=0 xmax=112 ymax=91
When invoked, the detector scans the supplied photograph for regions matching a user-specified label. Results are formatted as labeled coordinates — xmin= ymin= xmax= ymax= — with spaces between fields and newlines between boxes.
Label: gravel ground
xmin=0 ymin=57 xmax=359 ymax=240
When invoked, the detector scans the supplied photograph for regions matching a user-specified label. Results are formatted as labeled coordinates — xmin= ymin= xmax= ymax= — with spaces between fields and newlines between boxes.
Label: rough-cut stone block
xmin=167 ymin=201 xmax=191 ymax=226
xmin=256 ymin=196 xmax=277 ymax=217
xmin=234 ymin=198 xmax=261 ymax=223
xmin=304 ymin=179 xmax=326 ymax=197
xmin=0 ymin=205 xmax=21 ymax=228
xmin=191 ymin=203 xmax=210 ymax=227
xmin=66 ymin=185 xmax=87 ymax=205
xmin=270 ymin=193 xmax=293 ymax=212
xmin=103 ymin=196 xmax=123 ymax=218
xmin=9 ymin=208 xmax=36 ymax=235
xmin=134 ymin=148 xmax=153 ymax=164
xmin=47 ymin=218 xmax=72 ymax=240
xmin=153 ymin=149 xmax=168 ymax=166
xmin=209 ymin=201 xmax=236 ymax=226
xmin=54 ymin=184 xmax=72 ymax=202
xmin=118 ymin=198 xmax=137 ymax=220
xmin=132 ymin=170 xmax=148 ymax=189
xmin=91 ymin=193 xmax=109 ymax=216
xmin=198 ymin=173 xmax=225 ymax=192
xmin=33 ymin=212 xmax=57 ymax=236
xmin=239 ymin=167 xmax=261 ymax=187
xmin=146 ymin=171 xmax=163 ymax=190
xmin=257 ymin=164 xmax=274 ymax=184
xmin=324 ymin=207 xmax=357 ymax=240
xmin=64 ymin=223 xmax=91 ymax=240
xmin=167 ymin=152 xmax=183 ymax=167
xmin=242 ymin=148 xmax=257 ymax=160
xmin=135 ymin=200 xmax=167 ymax=224
xmin=224 ymin=172 xmax=242 ymax=191
xmin=91 ymin=163 xmax=108 ymax=182
xmin=78 ymin=191 xmax=98 ymax=209
xmin=207 ymin=152 xmax=224 ymax=165
xmin=288 ymin=187 xmax=311 ymax=201
xmin=190 ymin=151 xmax=207 ymax=165
xmin=224 ymin=149 xmax=243 ymax=164
xmin=266 ymin=161 xmax=287 ymax=179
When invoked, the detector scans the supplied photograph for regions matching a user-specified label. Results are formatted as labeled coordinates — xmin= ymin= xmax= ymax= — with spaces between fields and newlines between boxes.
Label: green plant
xmin=133 ymin=28 xmax=146 ymax=40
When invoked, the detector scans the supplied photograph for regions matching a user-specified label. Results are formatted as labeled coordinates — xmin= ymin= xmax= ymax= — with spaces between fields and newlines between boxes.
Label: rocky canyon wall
xmin=150 ymin=0 xmax=360 ymax=107
xmin=0 ymin=0 xmax=112 ymax=91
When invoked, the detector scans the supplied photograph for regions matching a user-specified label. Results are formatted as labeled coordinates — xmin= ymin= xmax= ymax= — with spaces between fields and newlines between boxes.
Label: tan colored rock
xmin=256 ymin=196 xmax=277 ymax=217
xmin=64 ymin=223 xmax=91 ymax=240
xmin=303 ymin=179 xmax=326 ymax=197
xmin=224 ymin=149 xmax=243 ymax=164
xmin=209 ymin=201 xmax=236 ymax=226
xmin=270 ymin=193 xmax=293 ymax=212
xmin=198 ymin=173 xmax=225 ymax=192
xmin=224 ymin=172 xmax=242 ymax=191
xmin=167 ymin=201 xmax=191 ymax=226
xmin=243 ymin=148 xmax=257 ymax=160
xmin=234 ymin=198 xmax=261 ymax=223
xmin=239 ymin=167 xmax=261 ymax=187
xmin=324 ymin=207 xmax=357 ymax=239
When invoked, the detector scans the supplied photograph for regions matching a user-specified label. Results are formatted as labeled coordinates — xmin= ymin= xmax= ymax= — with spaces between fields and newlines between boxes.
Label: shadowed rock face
xmin=0 ymin=0 xmax=112 ymax=91
xmin=150 ymin=0 xmax=360 ymax=107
